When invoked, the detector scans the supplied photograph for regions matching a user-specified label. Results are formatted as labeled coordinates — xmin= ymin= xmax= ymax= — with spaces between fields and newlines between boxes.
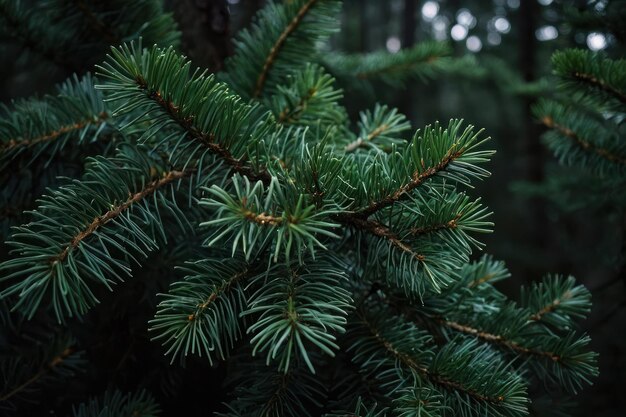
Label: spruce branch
xmin=0 ymin=347 xmax=75 ymax=403
xmin=539 ymin=112 xmax=626 ymax=166
xmin=552 ymin=49 xmax=626 ymax=106
xmin=253 ymin=0 xmax=319 ymax=98
xmin=349 ymin=120 xmax=492 ymax=218
xmin=218 ymin=361 xmax=326 ymax=417
xmin=268 ymin=64 xmax=347 ymax=133
xmin=0 ymin=74 xmax=114 ymax=170
xmin=52 ymin=169 xmax=189 ymax=264
xmin=150 ymin=257 xmax=250 ymax=364
xmin=201 ymin=175 xmax=339 ymax=262
xmin=344 ymin=105 xmax=411 ymax=153
xmin=0 ymin=145 xmax=200 ymax=321
xmin=97 ymin=43 xmax=272 ymax=184
xmin=0 ymin=335 xmax=83 ymax=412
xmin=244 ymin=256 xmax=353 ymax=373
xmin=223 ymin=0 xmax=341 ymax=99
xmin=350 ymin=309 xmax=528 ymax=416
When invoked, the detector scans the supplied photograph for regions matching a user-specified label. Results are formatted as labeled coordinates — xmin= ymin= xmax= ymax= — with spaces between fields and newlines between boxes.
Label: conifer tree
xmin=0 ymin=1 xmax=598 ymax=416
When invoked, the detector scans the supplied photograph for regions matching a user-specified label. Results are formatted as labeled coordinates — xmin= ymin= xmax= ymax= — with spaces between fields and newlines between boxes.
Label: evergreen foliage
xmin=528 ymin=48 xmax=626 ymax=210
xmin=0 ymin=0 xmax=599 ymax=416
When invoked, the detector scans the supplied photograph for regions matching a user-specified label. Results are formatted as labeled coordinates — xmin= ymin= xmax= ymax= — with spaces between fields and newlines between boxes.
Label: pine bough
xmin=0 ymin=1 xmax=597 ymax=416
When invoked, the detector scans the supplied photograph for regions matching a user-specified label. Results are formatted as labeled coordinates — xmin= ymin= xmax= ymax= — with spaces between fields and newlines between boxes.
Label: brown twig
xmin=338 ymin=215 xmax=425 ymax=261
xmin=441 ymin=319 xmax=560 ymax=362
xmin=188 ymin=270 xmax=248 ymax=321
xmin=572 ymin=71 xmax=626 ymax=105
xmin=344 ymin=123 xmax=390 ymax=153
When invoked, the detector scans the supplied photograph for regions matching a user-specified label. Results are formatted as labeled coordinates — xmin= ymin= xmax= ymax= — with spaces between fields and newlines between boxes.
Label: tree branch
xmin=541 ymin=115 xmax=626 ymax=165
xmin=51 ymin=169 xmax=190 ymax=263
xmin=0 ymin=112 xmax=109 ymax=153
xmin=253 ymin=0 xmax=318 ymax=98
xmin=136 ymin=77 xmax=271 ymax=183
xmin=357 ymin=146 xmax=463 ymax=217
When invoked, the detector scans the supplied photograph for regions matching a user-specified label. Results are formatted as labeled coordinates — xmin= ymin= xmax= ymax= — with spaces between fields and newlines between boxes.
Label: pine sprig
xmin=0 ymin=145 xmax=197 ymax=321
xmin=0 ymin=74 xmax=113 ymax=170
xmin=0 ymin=335 xmax=83 ymax=412
xmin=218 ymin=363 xmax=326 ymax=417
xmin=344 ymin=104 xmax=411 ymax=153
xmin=223 ymin=0 xmax=342 ymax=100
xmin=344 ymin=120 xmax=492 ymax=216
xmin=244 ymin=256 xmax=353 ymax=373
xmin=324 ymin=42 xmax=485 ymax=87
xmin=552 ymin=49 xmax=626 ymax=107
xmin=521 ymin=275 xmax=592 ymax=327
xmin=348 ymin=309 xmax=529 ymax=417
xmin=96 ymin=42 xmax=273 ymax=183
xmin=149 ymin=257 xmax=249 ymax=364
xmin=267 ymin=63 xmax=348 ymax=133
xmin=534 ymin=99 xmax=626 ymax=175
xmin=201 ymin=175 xmax=340 ymax=262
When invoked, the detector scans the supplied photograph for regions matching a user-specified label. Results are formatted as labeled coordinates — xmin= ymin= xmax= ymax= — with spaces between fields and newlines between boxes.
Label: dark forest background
xmin=1 ymin=0 xmax=623 ymax=416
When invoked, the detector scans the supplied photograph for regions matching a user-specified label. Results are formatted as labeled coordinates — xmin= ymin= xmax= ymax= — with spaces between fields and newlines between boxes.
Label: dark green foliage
xmin=222 ymin=0 xmax=342 ymax=100
xmin=0 ymin=74 xmax=118 ymax=236
xmin=533 ymin=49 xmax=626 ymax=188
xmin=0 ymin=0 xmax=179 ymax=71
xmin=0 ymin=300 xmax=84 ymax=413
xmin=150 ymin=256 xmax=249 ymax=364
xmin=0 ymin=145 xmax=200 ymax=322
xmin=71 ymin=390 xmax=160 ymax=417
xmin=0 ymin=0 xmax=599 ymax=416
xmin=324 ymin=41 xmax=485 ymax=88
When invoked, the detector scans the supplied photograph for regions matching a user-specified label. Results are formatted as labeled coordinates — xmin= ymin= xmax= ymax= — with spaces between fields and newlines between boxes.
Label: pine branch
xmin=52 ymin=169 xmax=189 ymax=263
xmin=440 ymin=319 xmax=559 ymax=362
xmin=218 ymin=362 xmax=326 ymax=417
xmin=540 ymin=115 xmax=626 ymax=165
xmin=344 ymin=105 xmax=411 ymax=153
xmin=0 ymin=145 xmax=201 ymax=321
xmin=201 ymin=175 xmax=339 ymax=262
xmin=338 ymin=215 xmax=425 ymax=262
xmin=0 ymin=74 xmax=114 ymax=170
xmin=244 ymin=256 xmax=352 ymax=373
xmin=346 ymin=120 xmax=492 ymax=218
xmin=253 ymin=0 xmax=318 ymax=98
xmin=350 ymin=309 xmax=529 ymax=416
xmin=97 ymin=43 xmax=272 ymax=184
xmin=223 ymin=0 xmax=341 ymax=99
xmin=150 ymin=257 xmax=250 ymax=363
xmin=268 ymin=64 xmax=347 ymax=133
xmin=552 ymin=49 xmax=626 ymax=106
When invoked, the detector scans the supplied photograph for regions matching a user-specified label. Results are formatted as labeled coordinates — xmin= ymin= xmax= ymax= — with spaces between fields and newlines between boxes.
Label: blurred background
xmin=1 ymin=0 xmax=623 ymax=415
